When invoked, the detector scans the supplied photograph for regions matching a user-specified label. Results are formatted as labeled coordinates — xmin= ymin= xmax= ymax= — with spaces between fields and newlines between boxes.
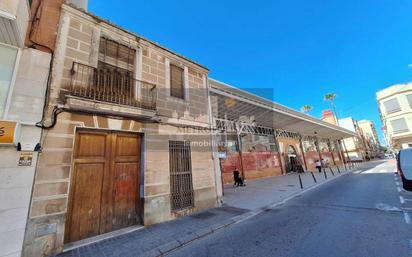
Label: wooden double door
xmin=65 ymin=130 xmax=142 ymax=243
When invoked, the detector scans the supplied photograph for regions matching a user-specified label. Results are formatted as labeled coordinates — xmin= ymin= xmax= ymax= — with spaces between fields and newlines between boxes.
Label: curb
xmin=152 ymin=164 xmax=366 ymax=256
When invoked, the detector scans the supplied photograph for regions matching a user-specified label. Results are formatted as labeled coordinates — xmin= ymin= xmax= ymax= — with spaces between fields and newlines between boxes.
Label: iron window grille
xmin=169 ymin=140 xmax=194 ymax=211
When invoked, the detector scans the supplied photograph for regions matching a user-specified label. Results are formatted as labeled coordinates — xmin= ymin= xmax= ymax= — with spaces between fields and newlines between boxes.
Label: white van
xmin=397 ymin=148 xmax=412 ymax=191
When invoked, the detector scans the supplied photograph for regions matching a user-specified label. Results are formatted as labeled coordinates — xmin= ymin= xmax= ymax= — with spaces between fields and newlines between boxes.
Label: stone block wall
xmin=22 ymin=4 xmax=216 ymax=257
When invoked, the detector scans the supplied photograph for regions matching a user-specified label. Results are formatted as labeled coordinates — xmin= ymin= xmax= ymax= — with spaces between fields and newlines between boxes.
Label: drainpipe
xmin=299 ymin=135 xmax=308 ymax=171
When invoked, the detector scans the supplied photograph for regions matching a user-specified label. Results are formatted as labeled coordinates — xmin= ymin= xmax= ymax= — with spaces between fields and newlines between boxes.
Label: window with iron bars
xmin=169 ymin=140 xmax=194 ymax=211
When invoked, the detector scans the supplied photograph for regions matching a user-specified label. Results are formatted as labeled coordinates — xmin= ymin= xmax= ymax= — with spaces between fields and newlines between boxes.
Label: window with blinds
xmin=98 ymin=38 xmax=135 ymax=75
xmin=383 ymin=98 xmax=401 ymax=114
xmin=391 ymin=118 xmax=409 ymax=134
xmin=170 ymin=64 xmax=185 ymax=99
xmin=407 ymin=94 xmax=412 ymax=108
xmin=169 ymin=141 xmax=194 ymax=211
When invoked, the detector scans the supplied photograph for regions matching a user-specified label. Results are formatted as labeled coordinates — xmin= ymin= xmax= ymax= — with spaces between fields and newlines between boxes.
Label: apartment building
xmin=0 ymin=1 xmax=53 ymax=257
xmin=338 ymin=117 xmax=367 ymax=161
xmin=21 ymin=2 xmax=219 ymax=256
xmin=377 ymin=83 xmax=412 ymax=150
xmin=358 ymin=120 xmax=381 ymax=158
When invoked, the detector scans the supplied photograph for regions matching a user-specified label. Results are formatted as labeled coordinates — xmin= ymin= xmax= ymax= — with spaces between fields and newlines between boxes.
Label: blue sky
xmin=89 ymin=0 xmax=412 ymax=143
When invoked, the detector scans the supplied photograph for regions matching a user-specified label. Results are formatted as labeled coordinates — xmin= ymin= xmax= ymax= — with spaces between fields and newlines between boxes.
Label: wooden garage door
xmin=65 ymin=130 xmax=141 ymax=243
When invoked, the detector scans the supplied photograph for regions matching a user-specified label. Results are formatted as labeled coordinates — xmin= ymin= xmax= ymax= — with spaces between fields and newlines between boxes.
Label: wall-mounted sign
xmin=218 ymin=152 xmax=227 ymax=159
xmin=18 ymin=152 xmax=33 ymax=166
xmin=0 ymin=120 xmax=20 ymax=145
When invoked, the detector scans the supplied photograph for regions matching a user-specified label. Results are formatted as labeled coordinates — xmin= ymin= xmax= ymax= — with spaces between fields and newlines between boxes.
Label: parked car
xmin=397 ymin=148 xmax=412 ymax=191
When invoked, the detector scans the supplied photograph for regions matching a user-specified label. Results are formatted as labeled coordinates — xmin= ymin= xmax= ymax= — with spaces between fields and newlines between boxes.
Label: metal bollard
xmin=337 ymin=166 xmax=341 ymax=174
xmin=330 ymin=167 xmax=335 ymax=176
xmin=311 ymin=172 xmax=317 ymax=183
xmin=323 ymin=168 xmax=328 ymax=179
xmin=298 ymin=174 xmax=303 ymax=189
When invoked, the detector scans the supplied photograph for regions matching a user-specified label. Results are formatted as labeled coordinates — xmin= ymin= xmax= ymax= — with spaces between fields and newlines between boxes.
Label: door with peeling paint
xmin=65 ymin=130 xmax=141 ymax=243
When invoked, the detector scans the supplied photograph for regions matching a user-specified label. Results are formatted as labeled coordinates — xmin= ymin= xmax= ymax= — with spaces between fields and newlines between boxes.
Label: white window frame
xmin=1 ymin=42 xmax=21 ymax=120
xmin=383 ymin=98 xmax=401 ymax=115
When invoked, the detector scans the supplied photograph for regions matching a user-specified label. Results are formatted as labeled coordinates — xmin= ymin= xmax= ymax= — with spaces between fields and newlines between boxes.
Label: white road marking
xmin=398 ymin=187 xmax=402 ymax=193
xmin=403 ymin=207 xmax=412 ymax=211
xmin=376 ymin=203 xmax=401 ymax=211
xmin=401 ymin=196 xmax=406 ymax=204
xmin=396 ymin=182 xmax=400 ymax=186
xmin=405 ymin=212 xmax=412 ymax=224
xmin=409 ymin=239 xmax=412 ymax=253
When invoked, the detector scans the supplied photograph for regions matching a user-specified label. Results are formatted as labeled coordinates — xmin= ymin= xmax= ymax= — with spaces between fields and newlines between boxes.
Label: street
xmin=167 ymin=160 xmax=411 ymax=257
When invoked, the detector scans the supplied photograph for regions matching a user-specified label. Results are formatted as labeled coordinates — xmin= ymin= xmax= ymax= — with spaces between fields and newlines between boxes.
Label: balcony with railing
xmin=66 ymin=62 xmax=157 ymax=117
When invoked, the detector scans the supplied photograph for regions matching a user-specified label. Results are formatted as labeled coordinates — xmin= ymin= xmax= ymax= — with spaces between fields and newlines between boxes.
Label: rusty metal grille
xmin=69 ymin=62 xmax=157 ymax=110
xmin=169 ymin=141 xmax=194 ymax=211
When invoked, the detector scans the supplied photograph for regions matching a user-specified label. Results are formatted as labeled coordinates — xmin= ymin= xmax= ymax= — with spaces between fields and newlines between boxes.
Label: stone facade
xmin=22 ymin=4 xmax=218 ymax=257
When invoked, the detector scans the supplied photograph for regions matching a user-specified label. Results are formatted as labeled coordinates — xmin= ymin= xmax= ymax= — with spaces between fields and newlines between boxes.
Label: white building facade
xmin=377 ymin=83 xmax=412 ymax=151
xmin=0 ymin=1 xmax=53 ymax=257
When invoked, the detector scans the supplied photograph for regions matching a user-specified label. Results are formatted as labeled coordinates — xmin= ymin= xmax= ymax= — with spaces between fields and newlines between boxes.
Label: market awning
xmin=209 ymin=78 xmax=356 ymax=140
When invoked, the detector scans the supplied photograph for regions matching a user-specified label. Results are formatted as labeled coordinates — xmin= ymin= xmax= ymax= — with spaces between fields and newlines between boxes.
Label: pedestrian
xmin=315 ymin=160 xmax=322 ymax=173
xmin=233 ymin=168 xmax=245 ymax=187
xmin=233 ymin=168 xmax=241 ymax=187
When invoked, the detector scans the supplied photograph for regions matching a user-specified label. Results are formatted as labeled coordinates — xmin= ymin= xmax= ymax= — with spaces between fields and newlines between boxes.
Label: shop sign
xmin=218 ymin=152 xmax=227 ymax=159
xmin=18 ymin=152 xmax=33 ymax=166
xmin=0 ymin=120 xmax=20 ymax=145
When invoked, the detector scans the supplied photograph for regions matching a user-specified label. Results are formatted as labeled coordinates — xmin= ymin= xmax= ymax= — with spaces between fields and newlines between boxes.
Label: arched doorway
xmin=287 ymin=145 xmax=298 ymax=173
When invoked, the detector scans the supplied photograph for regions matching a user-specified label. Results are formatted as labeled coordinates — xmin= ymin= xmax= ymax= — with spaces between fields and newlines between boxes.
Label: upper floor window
xmin=98 ymin=37 xmax=135 ymax=76
xmin=170 ymin=64 xmax=184 ymax=99
xmin=0 ymin=45 xmax=18 ymax=118
xmin=383 ymin=98 xmax=401 ymax=115
xmin=390 ymin=118 xmax=409 ymax=134
xmin=406 ymin=94 xmax=412 ymax=108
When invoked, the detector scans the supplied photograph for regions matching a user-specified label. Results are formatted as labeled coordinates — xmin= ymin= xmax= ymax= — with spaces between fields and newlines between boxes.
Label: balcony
xmin=0 ymin=0 xmax=30 ymax=47
xmin=66 ymin=62 xmax=157 ymax=118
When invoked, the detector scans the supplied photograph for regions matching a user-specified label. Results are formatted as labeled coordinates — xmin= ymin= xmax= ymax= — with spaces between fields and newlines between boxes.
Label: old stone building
xmin=22 ymin=3 xmax=219 ymax=256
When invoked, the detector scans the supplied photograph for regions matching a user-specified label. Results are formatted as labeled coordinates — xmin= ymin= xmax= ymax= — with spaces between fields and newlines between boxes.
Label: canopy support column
xmin=299 ymin=135 xmax=308 ymax=171
xmin=274 ymin=135 xmax=285 ymax=175
xmin=328 ymin=139 xmax=337 ymax=166
xmin=235 ymin=126 xmax=246 ymax=180
xmin=315 ymin=136 xmax=323 ymax=168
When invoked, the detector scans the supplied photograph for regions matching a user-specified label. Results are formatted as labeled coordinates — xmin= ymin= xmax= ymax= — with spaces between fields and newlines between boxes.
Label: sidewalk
xmin=224 ymin=165 xmax=348 ymax=210
xmin=57 ymin=163 xmax=363 ymax=257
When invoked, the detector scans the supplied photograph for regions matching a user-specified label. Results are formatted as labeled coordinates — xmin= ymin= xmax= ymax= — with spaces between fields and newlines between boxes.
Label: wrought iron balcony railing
xmin=69 ymin=62 xmax=157 ymax=110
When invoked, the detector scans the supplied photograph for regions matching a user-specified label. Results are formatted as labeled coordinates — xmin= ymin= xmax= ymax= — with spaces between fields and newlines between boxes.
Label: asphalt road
xmin=167 ymin=160 xmax=412 ymax=257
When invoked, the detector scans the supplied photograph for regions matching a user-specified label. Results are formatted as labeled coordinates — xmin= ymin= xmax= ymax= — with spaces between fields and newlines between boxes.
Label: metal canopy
xmin=209 ymin=79 xmax=357 ymax=140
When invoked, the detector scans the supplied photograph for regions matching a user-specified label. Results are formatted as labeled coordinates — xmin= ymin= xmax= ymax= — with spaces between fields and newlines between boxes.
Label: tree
xmin=324 ymin=93 xmax=339 ymax=125
xmin=301 ymin=105 xmax=313 ymax=114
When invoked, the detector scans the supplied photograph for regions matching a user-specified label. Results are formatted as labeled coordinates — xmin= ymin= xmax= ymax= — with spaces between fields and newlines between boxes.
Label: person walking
xmin=233 ymin=168 xmax=245 ymax=187
xmin=315 ymin=160 xmax=322 ymax=173
xmin=233 ymin=168 xmax=241 ymax=187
